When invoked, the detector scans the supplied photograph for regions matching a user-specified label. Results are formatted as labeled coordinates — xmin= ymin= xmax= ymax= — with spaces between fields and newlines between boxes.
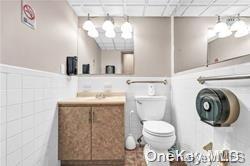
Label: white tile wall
xmin=171 ymin=62 xmax=250 ymax=165
xmin=0 ymin=64 xmax=77 ymax=166
xmin=78 ymin=76 xmax=172 ymax=142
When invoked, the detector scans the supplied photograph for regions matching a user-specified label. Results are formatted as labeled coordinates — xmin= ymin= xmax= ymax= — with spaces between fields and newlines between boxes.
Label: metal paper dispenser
xmin=196 ymin=88 xmax=240 ymax=127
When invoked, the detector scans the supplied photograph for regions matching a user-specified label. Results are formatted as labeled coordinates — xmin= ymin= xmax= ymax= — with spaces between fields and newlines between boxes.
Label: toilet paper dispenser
xmin=196 ymin=88 xmax=240 ymax=127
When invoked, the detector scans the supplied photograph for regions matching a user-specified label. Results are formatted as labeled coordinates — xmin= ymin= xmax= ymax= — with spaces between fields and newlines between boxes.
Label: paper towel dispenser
xmin=196 ymin=88 xmax=240 ymax=127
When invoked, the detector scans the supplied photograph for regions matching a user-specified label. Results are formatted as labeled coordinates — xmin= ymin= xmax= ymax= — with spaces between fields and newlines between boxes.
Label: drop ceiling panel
xmin=183 ymin=6 xmax=208 ymax=16
xmin=101 ymin=0 xmax=123 ymax=4
xmin=81 ymin=6 xmax=105 ymax=16
xmin=172 ymin=6 xmax=186 ymax=16
xmin=200 ymin=6 xmax=227 ymax=16
xmin=104 ymin=6 xmax=124 ymax=16
xmin=148 ymin=0 xmax=167 ymax=5
xmin=162 ymin=6 xmax=176 ymax=16
xmin=220 ymin=6 xmax=246 ymax=16
xmin=240 ymin=8 xmax=250 ymax=16
xmin=83 ymin=0 xmax=100 ymax=5
xmin=144 ymin=6 xmax=165 ymax=16
xmin=214 ymin=0 xmax=236 ymax=4
xmin=126 ymin=0 xmax=146 ymax=4
xmin=72 ymin=6 xmax=86 ymax=16
xmin=237 ymin=0 xmax=250 ymax=3
xmin=126 ymin=6 xmax=144 ymax=16
xmin=192 ymin=0 xmax=211 ymax=5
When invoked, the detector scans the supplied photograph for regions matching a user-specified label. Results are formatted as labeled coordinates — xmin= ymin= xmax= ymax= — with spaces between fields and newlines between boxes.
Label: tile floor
xmin=125 ymin=146 xmax=187 ymax=166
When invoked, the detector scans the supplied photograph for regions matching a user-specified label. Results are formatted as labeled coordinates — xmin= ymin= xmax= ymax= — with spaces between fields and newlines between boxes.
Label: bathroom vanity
xmin=57 ymin=92 xmax=125 ymax=165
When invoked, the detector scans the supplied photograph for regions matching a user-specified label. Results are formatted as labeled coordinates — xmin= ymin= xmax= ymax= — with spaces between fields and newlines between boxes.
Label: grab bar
xmin=126 ymin=80 xmax=167 ymax=85
xmin=197 ymin=75 xmax=250 ymax=84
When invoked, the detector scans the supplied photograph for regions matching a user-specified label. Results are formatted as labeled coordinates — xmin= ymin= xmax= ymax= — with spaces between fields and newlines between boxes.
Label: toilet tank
xmin=135 ymin=96 xmax=167 ymax=121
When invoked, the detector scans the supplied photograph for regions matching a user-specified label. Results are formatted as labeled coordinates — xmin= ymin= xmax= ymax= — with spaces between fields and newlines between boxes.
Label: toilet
xmin=135 ymin=96 xmax=176 ymax=166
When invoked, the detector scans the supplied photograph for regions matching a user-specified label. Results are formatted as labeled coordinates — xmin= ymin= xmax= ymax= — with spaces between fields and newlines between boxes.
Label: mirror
xmin=207 ymin=17 xmax=250 ymax=65
xmin=77 ymin=25 xmax=134 ymax=75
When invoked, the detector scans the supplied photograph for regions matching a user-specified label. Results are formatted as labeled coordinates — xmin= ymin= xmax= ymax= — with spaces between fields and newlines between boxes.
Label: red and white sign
xmin=21 ymin=0 xmax=36 ymax=29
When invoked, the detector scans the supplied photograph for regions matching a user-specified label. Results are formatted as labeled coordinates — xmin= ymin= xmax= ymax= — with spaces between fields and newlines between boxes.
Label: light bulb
xmin=83 ymin=20 xmax=95 ymax=31
xmin=105 ymin=30 xmax=115 ymax=38
xmin=121 ymin=32 xmax=132 ymax=39
xmin=102 ymin=20 xmax=114 ymax=31
xmin=218 ymin=29 xmax=232 ymax=38
xmin=235 ymin=27 xmax=249 ymax=38
xmin=88 ymin=29 xmax=99 ymax=38
xmin=231 ymin=20 xmax=247 ymax=32
xmin=121 ymin=22 xmax=132 ymax=33
xmin=214 ymin=22 xmax=229 ymax=34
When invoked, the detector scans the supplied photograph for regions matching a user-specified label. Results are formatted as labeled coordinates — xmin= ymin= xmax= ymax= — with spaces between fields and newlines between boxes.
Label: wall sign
xmin=21 ymin=0 xmax=36 ymax=29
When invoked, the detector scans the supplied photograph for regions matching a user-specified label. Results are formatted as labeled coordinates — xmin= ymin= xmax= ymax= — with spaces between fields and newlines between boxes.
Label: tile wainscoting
xmin=0 ymin=64 xmax=78 ymax=166
xmin=171 ymin=62 xmax=250 ymax=165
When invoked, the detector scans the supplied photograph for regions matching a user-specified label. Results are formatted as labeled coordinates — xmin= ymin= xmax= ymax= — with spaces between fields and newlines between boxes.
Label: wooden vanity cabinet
xmin=59 ymin=106 xmax=92 ymax=160
xmin=92 ymin=105 xmax=124 ymax=160
xmin=58 ymin=104 xmax=124 ymax=163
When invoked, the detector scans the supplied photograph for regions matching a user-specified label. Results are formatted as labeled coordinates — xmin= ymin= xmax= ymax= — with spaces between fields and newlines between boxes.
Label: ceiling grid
xmin=68 ymin=0 xmax=250 ymax=16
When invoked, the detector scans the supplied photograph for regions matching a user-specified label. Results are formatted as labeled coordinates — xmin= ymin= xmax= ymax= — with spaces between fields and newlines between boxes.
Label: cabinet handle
xmin=89 ymin=110 xmax=92 ymax=123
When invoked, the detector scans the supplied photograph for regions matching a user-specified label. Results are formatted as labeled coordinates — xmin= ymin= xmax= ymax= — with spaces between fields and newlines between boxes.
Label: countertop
xmin=58 ymin=96 xmax=126 ymax=106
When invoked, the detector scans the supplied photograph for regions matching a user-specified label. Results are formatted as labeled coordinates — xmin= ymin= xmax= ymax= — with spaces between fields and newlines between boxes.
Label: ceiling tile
xmin=148 ymin=0 xmax=167 ymax=5
xmin=178 ymin=0 xmax=193 ymax=4
xmin=72 ymin=6 xmax=86 ymax=16
xmin=214 ymin=0 xmax=235 ymax=4
xmin=104 ymin=6 xmax=124 ymax=16
xmin=172 ymin=6 xmax=186 ymax=16
xmin=82 ymin=6 xmax=105 ymax=16
xmin=192 ymin=0 xmax=211 ymax=4
xmin=183 ymin=6 xmax=208 ymax=16
xmin=240 ymin=7 xmax=250 ymax=16
xmin=144 ymin=6 xmax=165 ymax=16
xmin=237 ymin=0 xmax=250 ymax=4
xmin=201 ymin=6 xmax=227 ymax=16
xmin=169 ymin=0 xmax=181 ymax=4
xmin=126 ymin=0 xmax=145 ymax=4
xmin=220 ymin=6 xmax=246 ymax=16
xmin=125 ymin=6 xmax=144 ymax=16
xmin=163 ymin=6 xmax=176 ymax=15
xmin=83 ymin=0 xmax=100 ymax=5
xmin=101 ymin=0 xmax=123 ymax=4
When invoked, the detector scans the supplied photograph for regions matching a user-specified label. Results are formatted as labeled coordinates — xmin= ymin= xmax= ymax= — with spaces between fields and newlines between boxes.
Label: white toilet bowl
xmin=142 ymin=121 xmax=176 ymax=166
xmin=143 ymin=121 xmax=176 ymax=152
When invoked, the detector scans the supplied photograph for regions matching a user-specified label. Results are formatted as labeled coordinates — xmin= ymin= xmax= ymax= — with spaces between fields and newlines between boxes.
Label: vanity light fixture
xmin=121 ymin=16 xmax=132 ymax=33
xmin=82 ymin=13 xmax=99 ymax=38
xmin=231 ymin=14 xmax=249 ymax=38
xmin=82 ymin=13 xmax=95 ymax=31
xmin=121 ymin=16 xmax=132 ymax=39
xmin=230 ymin=14 xmax=247 ymax=32
xmin=102 ymin=14 xmax=114 ymax=31
xmin=214 ymin=16 xmax=231 ymax=38
xmin=208 ymin=15 xmax=249 ymax=40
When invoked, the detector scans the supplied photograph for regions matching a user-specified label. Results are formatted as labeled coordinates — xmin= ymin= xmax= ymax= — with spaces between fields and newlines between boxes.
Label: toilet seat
xmin=143 ymin=121 xmax=175 ymax=137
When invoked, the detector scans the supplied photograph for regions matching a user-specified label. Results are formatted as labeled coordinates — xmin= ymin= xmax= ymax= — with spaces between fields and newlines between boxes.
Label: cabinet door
xmin=92 ymin=105 xmax=124 ymax=160
xmin=59 ymin=106 xmax=91 ymax=160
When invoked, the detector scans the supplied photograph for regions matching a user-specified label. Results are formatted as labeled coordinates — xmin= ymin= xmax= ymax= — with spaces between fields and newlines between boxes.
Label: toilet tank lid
xmin=135 ymin=96 xmax=167 ymax=100
xmin=144 ymin=121 xmax=175 ymax=135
